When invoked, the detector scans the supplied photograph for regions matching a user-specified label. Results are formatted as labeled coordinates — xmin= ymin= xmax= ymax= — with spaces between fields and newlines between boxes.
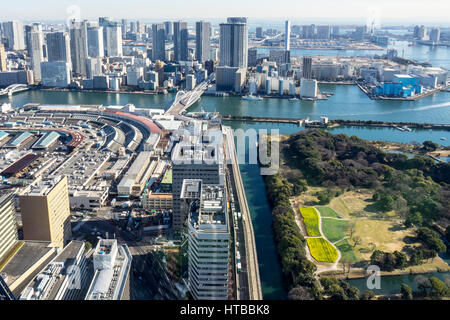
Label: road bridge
xmin=0 ymin=84 xmax=29 ymax=97
xmin=165 ymin=73 xmax=214 ymax=116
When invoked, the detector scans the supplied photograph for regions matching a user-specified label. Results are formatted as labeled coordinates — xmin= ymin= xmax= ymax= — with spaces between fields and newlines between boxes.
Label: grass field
xmin=299 ymin=207 xmax=321 ymax=237
xmin=306 ymin=238 xmax=339 ymax=263
xmin=335 ymin=239 xmax=358 ymax=264
xmin=322 ymin=218 xmax=348 ymax=243
xmin=316 ymin=206 xmax=341 ymax=218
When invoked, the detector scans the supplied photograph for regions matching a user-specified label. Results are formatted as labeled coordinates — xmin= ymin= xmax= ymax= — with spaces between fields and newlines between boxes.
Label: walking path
xmin=290 ymin=201 xmax=344 ymax=274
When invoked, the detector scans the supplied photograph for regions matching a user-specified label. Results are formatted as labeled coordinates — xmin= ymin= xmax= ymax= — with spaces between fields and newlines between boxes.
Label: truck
xmin=237 ymin=262 xmax=242 ymax=272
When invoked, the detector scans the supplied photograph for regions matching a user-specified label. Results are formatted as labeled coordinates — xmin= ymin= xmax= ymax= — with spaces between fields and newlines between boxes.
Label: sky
xmin=0 ymin=0 xmax=449 ymax=26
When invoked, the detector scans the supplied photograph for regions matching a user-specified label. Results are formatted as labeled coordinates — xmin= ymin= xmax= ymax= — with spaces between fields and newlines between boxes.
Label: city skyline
xmin=0 ymin=0 xmax=449 ymax=25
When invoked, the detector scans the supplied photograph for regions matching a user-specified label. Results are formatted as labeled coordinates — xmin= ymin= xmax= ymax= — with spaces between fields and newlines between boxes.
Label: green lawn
xmin=321 ymin=218 xmax=348 ymax=243
xmin=306 ymin=238 xmax=339 ymax=263
xmin=335 ymin=239 xmax=358 ymax=264
xmin=316 ymin=206 xmax=341 ymax=218
xmin=299 ymin=207 xmax=321 ymax=237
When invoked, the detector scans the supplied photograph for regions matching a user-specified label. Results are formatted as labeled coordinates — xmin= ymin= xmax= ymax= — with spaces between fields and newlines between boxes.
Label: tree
xmin=347 ymin=222 xmax=356 ymax=240
xmin=85 ymin=241 xmax=92 ymax=253
xmin=400 ymin=283 xmax=413 ymax=300
xmin=422 ymin=140 xmax=438 ymax=152
xmin=288 ymin=285 xmax=314 ymax=300
xmin=360 ymin=290 xmax=375 ymax=300
xmin=405 ymin=211 xmax=423 ymax=228
xmin=394 ymin=251 xmax=408 ymax=269
xmin=428 ymin=276 xmax=450 ymax=298
xmin=352 ymin=236 xmax=362 ymax=248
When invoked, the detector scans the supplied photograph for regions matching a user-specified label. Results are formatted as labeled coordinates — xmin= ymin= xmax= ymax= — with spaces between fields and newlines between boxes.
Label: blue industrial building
xmin=375 ymin=74 xmax=422 ymax=98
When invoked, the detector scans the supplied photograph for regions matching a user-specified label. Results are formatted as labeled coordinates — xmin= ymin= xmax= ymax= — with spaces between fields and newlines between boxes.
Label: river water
xmin=1 ymin=41 xmax=449 ymax=299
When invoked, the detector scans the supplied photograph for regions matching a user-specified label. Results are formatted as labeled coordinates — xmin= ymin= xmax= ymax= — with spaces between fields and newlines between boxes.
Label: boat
xmin=441 ymin=137 xmax=447 ymax=141
xmin=395 ymin=126 xmax=405 ymax=131
xmin=242 ymin=94 xmax=263 ymax=101
xmin=289 ymin=97 xmax=299 ymax=101
xmin=401 ymin=126 xmax=412 ymax=132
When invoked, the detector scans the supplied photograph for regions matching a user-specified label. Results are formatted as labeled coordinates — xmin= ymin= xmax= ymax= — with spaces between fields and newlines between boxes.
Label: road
xmin=71 ymin=212 xmax=181 ymax=300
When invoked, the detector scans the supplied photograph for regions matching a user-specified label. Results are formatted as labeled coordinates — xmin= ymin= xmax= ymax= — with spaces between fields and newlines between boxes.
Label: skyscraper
xmin=70 ymin=20 xmax=89 ymax=76
xmin=285 ymin=20 xmax=291 ymax=51
xmin=316 ymin=25 xmax=331 ymax=39
xmin=1 ymin=21 xmax=25 ymax=51
xmin=87 ymin=26 xmax=104 ymax=58
xmin=256 ymin=27 xmax=263 ymax=38
xmin=46 ymin=32 xmax=71 ymax=66
xmin=219 ymin=17 xmax=248 ymax=69
xmin=196 ymin=21 xmax=211 ymax=63
xmin=302 ymin=56 xmax=312 ymax=79
xmin=0 ymin=193 xmax=18 ymax=261
xmin=0 ymin=44 xmax=7 ymax=71
xmin=173 ymin=21 xmax=189 ymax=62
xmin=164 ymin=21 xmax=173 ymax=40
xmin=29 ymin=24 xmax=44 ymax=82
xmin=183 ymin=180 xmax=230 ymax=300
xmin=430 ymin=27 xmax=440 ymax=43
xmin=121 ymin=19 xmax=128 ymax=38
xmin=104 ymin=23 xmax=122 ymax=57
xmin=19 ymin=176 xmax=72 ymax=248
xmin=152 ymin=24 xmax=166 ymax=61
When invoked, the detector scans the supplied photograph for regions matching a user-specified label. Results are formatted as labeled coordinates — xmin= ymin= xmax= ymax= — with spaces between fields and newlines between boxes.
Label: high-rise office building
xmin=285 ymin=20 xmax=291 ymax=51
xmin=171 ymin=136 xmax=225 ymax=231
xmin=332 ymin=26 xmax=340 ymax=37
xmin=316 ymin=25 xmax=331 ymax=39
xmin=41 ymin=61 xmax=71 ymax=87
xmin=29 ymin=24 xmax=44 ymax=82
xmin=164 ymin=21 xmax=173 ymax=40
xmin=256 ymin=27 xmax=263 ymax=38
xmin=1 ymin=21 xmax=25 ymax=51
xmin=104 ymin=23 xmax=122 ymax=57
xmin=248 ymin=48 xmax=257 ymax=67
xmin=302 ymin=56 xmax=312 ymax=79
xmin=85 ymin=239 xmax=132 ymax=300
xmin=430 ymin=27 xmax=440 ymax=43
xmin=121 ymin=19 xmax=128 ymax=38
xmin=0 ymin=44 xmax=7 ymax=71
xmin=152 ymin=24 xmax=166 ymax=61
xmin=302 ymin=24 xmax=315 ymax=39
xmin=19 ymin=176 xmax=72 ymax=248
xmin=24 ymin=25 xmax=33 ymax=56
xmin=87 ymin=26 xmax=104 ymax=58
xmin=269 ymin=49 xmax=290 ymax=67
xmin=219 ymin=17 xmax=248 ymax=69
xmin=70 ymin=20 xmax=89 ymax=75
xmin=183 ymin=180 xmax=230 ymax=300
xmin=0 ymin=193 xmax=18 ymax=261
xmin=46 ymin=32 xmax=71 ymax=66
xmin=173 ymin=21 xmax=189 ymax=62
xmin=196 ymin=21 xmax=211 ymax=63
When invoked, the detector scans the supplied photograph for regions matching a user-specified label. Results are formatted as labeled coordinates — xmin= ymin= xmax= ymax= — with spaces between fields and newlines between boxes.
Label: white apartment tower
xmin=183 ymin=180 xmax=230 ymax=300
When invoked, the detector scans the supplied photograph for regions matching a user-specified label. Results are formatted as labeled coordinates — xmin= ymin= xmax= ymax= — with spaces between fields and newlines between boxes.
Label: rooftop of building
xmin=161 ymin=168 xmax=172 ymax=184
xmin=23 ymin=175 xmax=64 ymax=196
xmin=86 ymin=240 xmax=132 ymax=300
xmin=0 ymin=240 xmax=55 ymax=290
xmin=171 ymin=141 xmax=223 ymax=164
xmin=19 ymin=241 xmax=85 ymax=300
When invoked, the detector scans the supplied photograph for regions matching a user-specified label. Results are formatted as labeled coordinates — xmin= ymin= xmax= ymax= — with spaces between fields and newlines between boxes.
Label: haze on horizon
xmin=0 ymin=0 xmax=449 ymax=26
